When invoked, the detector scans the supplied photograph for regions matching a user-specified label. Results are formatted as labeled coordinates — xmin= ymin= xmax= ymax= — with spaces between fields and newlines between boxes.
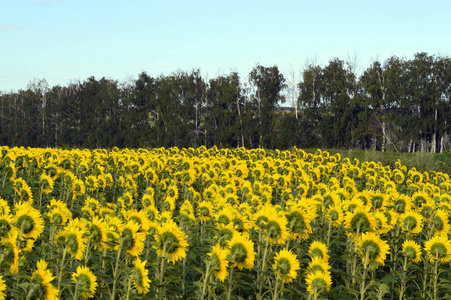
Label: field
xmin=1 ymin=146 xmax=451 ymax=299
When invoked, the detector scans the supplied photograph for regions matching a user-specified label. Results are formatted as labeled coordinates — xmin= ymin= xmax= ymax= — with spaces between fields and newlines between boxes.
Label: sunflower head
xmin=308 ymin=241 xmax=330 ymax=261
xmin=306 ymin=270 xmax=333 ymax=295
xmin=357 ymin=232 xmax=390 ymax=268
xmin=227 ymin=233 xmax=255 ymax=270
xmin=131 ymin=258 xmax=151 ymax=294
xmin=208 ymin=244 xmax=230 ymax=282
xmin=402 ymin=240 xmax=422 ymax=263
xmin=72 ymin=266 xmax=98 ymax=299
xmin=30 ymin=259 xmax=58 ymax=300
xmin=272 ymin=249 xmax=300 ymax=283
xmin=424 ymin=234 xmax=451 ymax=263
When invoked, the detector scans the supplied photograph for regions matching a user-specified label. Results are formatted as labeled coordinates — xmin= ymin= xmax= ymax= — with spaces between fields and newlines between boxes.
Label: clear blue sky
xmin=1 ymin=0 xmax=450 ymax=91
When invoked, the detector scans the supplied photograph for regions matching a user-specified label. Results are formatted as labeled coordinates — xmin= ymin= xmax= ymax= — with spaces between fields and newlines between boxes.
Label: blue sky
xmin=1 ymin=0 xmax=450 ymax=91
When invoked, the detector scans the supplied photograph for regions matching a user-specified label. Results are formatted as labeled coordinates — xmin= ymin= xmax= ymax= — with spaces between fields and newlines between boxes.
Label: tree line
xmin=0 ymin=52 xmax=450 ymax=152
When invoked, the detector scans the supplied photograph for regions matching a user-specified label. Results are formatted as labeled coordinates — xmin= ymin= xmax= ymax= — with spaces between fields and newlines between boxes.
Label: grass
xmin=304 ymin=148 xmax=451 ymax=175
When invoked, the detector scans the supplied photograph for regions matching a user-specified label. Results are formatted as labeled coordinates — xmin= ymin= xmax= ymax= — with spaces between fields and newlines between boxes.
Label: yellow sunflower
xmin=0 ymin=276 xmax=6 ymax=300
xmin=272 ymin=249 xmax=301 ymax=283
xmin=227 ymin=233 xmax=256 ymax=270
xmin=30 ymin=259 xmax=58 ymax=300
xmin=55 ymin=226 xmax=86 ymax=261
xmin=13 ymin=202 xmax=44 ymax=240
xmin=179 ymin=199 xmax=196 ymax=222
xmin=357 ymin=232 xmax=390 ymax=268
xmin=198 ymin=201 xmax=214 ymax=222
xmin=285 ymin=203 xmax=314 ymax=240
xmin=432 ymin=209 xmax=450 ymax=236
xmin=1 ymin=231 xmax=20 ymax=273
xmin=308 ymin=241 xmax=330 ymax=261
xmin=119 ymin=220 xmax=146 ymax=257
xmin=399 ymin=210 xmax=423 ymax=235
xmin=208 ymin=244 xmax=230 ymax=282
xmin=39 ymin=173 xmax=54 ymax=195
xmin=215 ymin=223 xmax=237 ymax=248
xmin=343 ymin=206 xmax=376 ymax=236
xmin=131 ymin=257 xmax=151 ymax=294
xmin=0 ymin=197 xmax=11 ymax=216
xmin=402 ymin=240 xmax=422 ymax=263
xmin=0 ymin=214 xmax=12 ymax=238
xmin=305 ymin=270 xmax=333 ymax=296
xmin=88 ymin=216 xmax=108 ymax=250
xmin=424 ymin=234 xmax=451 ymax=263
xmin=306 ymin=256 xmax=332 ymax=275
xmin=154 ymin=219 xmax=189 ymax=264
xmin=72 ymin=266 xmax=98 ymax=299
xmin=124 ymin=209 xmax=151 ymax=231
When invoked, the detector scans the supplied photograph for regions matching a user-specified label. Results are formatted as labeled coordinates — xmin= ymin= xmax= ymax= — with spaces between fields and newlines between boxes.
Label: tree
xmin=249 ymin=64 xmax=286 ymax=149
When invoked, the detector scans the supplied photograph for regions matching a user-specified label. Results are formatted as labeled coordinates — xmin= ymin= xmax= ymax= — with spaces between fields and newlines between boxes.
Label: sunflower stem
xmin=158 ymin=242 xmax=168 ymax=300
xmin=272 ymin=278 xmax=280 ymax=300
xmin=57 ymin=246 xmax=68 ymax=297
xmin=257 ymin=233 xmax=271 ymax=299
xmin=126 ymin=275 xmax=133 ymax=300
xmin=200 ymin=261 xmax=211 ymax=300
xmin=399 ymin=255 xmax=408 ymax=300
xmin=226 ymin=266 xmax=234 ymax=300
xmin=111 ymin=238 xmax=124 ymax=300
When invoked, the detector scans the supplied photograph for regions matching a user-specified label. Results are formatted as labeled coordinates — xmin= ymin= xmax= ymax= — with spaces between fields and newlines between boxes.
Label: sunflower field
xmin=1 ymin=146 xmax=451 ymax=300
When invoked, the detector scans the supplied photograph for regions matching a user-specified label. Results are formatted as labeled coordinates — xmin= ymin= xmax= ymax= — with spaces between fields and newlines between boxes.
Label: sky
xmin=1 ymin=0 xmax=450 ymax=91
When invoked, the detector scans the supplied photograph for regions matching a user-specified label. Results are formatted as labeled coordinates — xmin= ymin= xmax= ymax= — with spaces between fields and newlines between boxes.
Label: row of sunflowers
xmin=0 ymin=145 xmax=451 ymax=299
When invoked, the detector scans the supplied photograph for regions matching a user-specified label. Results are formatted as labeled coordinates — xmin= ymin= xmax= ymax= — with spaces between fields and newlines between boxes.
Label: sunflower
xmin=72 ymin=178 xmax=86 ymax=198
xmin=373 ymin=211 xmax=390 ymax=234
xmin=325 ymin=205 xmax=343 ymax=227
xmin=39 ymin=173 xmax=54 ymax=195
xmin=272 ymin=249 xmax=300 ymax=283
xmin=84 ymin=175 xmax=98 ymax=192
xmin=424 ymin=234 xmax=451 ymax=263
xmin=88 ymin=216 xmax=108 ymax=250
xmin=198 ymin=201 xmax=214 ymax=222
xmin=208 ymin=244 xmax=230 ymax=282
xmin=215 ymin=206 xmax=235 ymax=226
xmin=1 ymin=232 xmax=20 ymax=273
xmin=72 ymin=266 xmax=98 ymax=299
xmin=308 ymin=241 xmax=330 ymax=261
xmin=402 ymin=240 xmax=422 ymax=263
xmin=124 ymin=209 xmax=152 ymax=231
xmin=0 ymin=214 xmax=12 ymax=238
xmin=55 ymin=226 xmax=86 ymax=260
xmin=411 ymin=191 xmax=431 ymax=209
xmin=18 ymin=185 xmax=33 ymax=203
xmin=285 ymin=205 xmax=314 ymax=240
xmin=307 ymin=256 xmax=332 ymax=275
xmin=227 ymin=233 xmax=256 ymax=270
xmin=30 ymin=259 xmax=58 ymax=300
xmin=141 ymin=193 xmax=155 ymax=208
xmin=215 ymin=223 xmax=237 ymax=248
xmin=357 ymin=232 xmax=390 ymax=268
xmin=154 ymin=219 xmax=189 ymax=264
xmin=179 ymin=199 xmax=196 ymax=222
xmin=131 ymin=257 xmax=151 ymax=294
xmin=0 ymin=276 xmax=5 ymax=300
xmin=432 ymin=209 xmax=450 ymax=236
xmin=119 ymin=220 xmax=146 ymax=257
xmin=343 ymin=206 xmax=376 ymax=236
xmin=399 ymin=210 xmax=423 ymax=235
xmin=144 ymin=205 xmax=160 ymax=222
xmin=305 ymin=270 xmax=333 ymax=296
xmin=231 ymin=213 xmax=254 ymax=236
xmin=0 ymin=197 xmax=11 ymax=216
xmin=13 ymin=202 xmax=44 ymax=240
xmin=104 ymin=216 xmax=123 ymax=250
